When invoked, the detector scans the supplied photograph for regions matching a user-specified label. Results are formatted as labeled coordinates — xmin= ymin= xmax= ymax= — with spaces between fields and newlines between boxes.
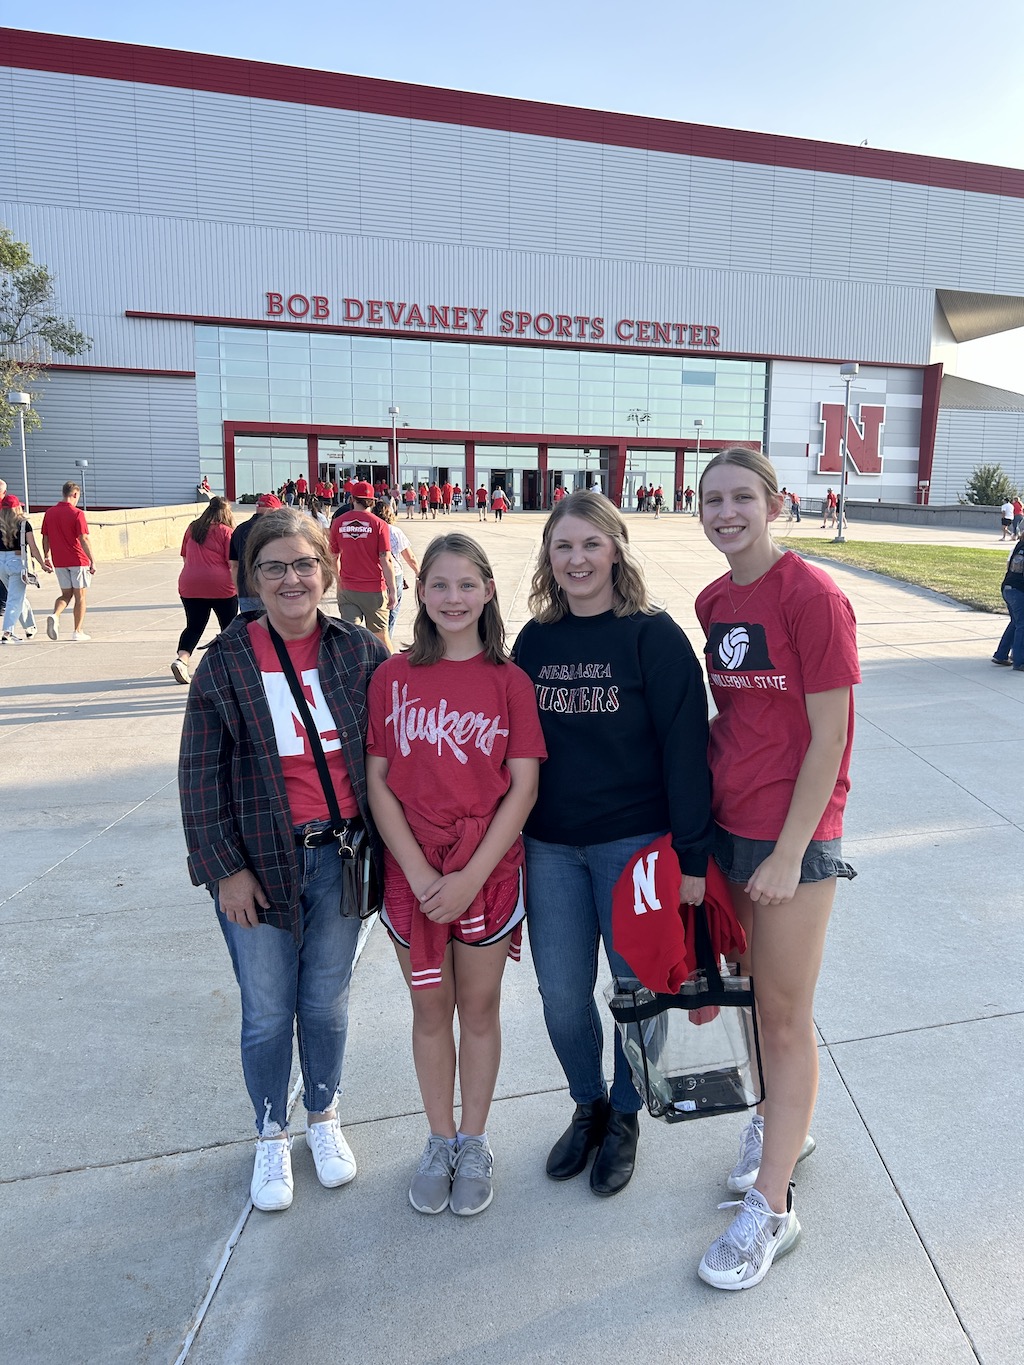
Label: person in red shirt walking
xmin=41 ymin=481 xmax=96 ymax=641
xmin=441 ymin=481 xmax=453 ymax=516
xmin=428 ymin=482 xmax=442 ymax=520
xmin=490 ymin=487 xmax=508 ymax=523
xmin=172 ymin=497 xmax=238 ymax=684
xmin=329 ymin=481 xmax=397 ymax=650
xmin=476 ymin=485 xmax=488 ymax=521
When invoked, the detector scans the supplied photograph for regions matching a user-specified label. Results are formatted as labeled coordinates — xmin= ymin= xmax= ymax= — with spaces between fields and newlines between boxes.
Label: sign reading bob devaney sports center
xmin=265 ymin=292 xmax=721 ymax=348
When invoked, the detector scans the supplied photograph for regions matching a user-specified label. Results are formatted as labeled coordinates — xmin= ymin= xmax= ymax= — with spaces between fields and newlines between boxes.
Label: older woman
xmin=179 ymin=508 xmax=388 ymax=1211
xmin=513 ymin=491 xmax=713 ymax=1196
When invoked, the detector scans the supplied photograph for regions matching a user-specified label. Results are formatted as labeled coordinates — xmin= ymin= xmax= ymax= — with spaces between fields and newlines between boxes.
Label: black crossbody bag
xmin=266 ymin=621 xmax=381 ymax=920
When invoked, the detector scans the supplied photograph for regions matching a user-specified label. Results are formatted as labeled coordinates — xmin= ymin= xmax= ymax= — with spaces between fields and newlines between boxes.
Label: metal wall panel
xmin=932 ymin=409 xmax=1024 ymax=503
xmin=0 ymin=370 xmax=200 ymax=507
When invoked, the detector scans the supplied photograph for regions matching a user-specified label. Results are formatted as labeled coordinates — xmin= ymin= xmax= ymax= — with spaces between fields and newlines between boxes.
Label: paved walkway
xmin=2 ymin=512 xmax=1020 ymax=1365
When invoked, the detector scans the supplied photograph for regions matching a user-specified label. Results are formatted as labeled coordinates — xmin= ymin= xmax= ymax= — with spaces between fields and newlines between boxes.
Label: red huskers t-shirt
xmin=695 ymin=551 xmax=860 ymax=842
xmin=366 ymin=653 xmax=546 ymax=843
xmin=329 ymin=510 xmax=389 ymax=592
xmin=248 ymin=622 xmax=358 ymax=824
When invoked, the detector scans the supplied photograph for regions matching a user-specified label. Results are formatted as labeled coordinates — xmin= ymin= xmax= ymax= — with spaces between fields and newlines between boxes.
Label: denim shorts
xmin=712 ymin=824 xmax=856 ymax=885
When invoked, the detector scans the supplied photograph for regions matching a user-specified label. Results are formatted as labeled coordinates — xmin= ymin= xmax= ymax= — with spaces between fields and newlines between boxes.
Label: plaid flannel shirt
xmin=178 ymin=611 xmax=389 ymax=938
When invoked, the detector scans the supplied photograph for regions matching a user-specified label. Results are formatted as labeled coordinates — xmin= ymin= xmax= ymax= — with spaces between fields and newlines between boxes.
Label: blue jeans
xmin=0 ymin=551 xmax=27 ymax=635
xmin=217 ymin=841 xmax=362 ymax=1136
xmin=525 ymin=831 xmax=664 ymax=1113
xmin=995 ymin=585 xmax=1024 ymax=667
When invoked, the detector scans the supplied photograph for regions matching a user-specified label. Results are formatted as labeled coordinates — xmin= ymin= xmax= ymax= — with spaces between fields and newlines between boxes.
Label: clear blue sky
xmin=12 ymin=0 xmax=1024 ymax=168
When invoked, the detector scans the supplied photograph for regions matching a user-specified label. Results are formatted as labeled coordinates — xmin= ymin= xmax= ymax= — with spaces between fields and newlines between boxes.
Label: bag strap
xmin=690 ymin=901 xmax=726 ymax=993
xmin=265 ymin=619 xmax=346 ymax=831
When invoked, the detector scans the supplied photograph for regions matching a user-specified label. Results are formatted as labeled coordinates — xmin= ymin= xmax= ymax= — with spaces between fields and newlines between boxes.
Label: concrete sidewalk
xmin=2 ymin=512 xmax=1021 ymax=1365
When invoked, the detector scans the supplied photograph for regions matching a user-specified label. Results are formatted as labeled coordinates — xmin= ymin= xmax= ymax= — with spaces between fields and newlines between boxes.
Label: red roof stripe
xmin=5 ymin=28 xmax=1024 ymax=199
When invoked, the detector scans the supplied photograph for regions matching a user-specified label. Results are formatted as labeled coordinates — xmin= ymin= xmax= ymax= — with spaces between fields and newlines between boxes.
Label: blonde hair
xmin=698 ymin=447 xmax=782 ymax=509
xmin=528 ymin=490 xmax=657 ymax=624
xmin=408 ymin=533 xmax=507 ymax=666
xmin=0 ymin=504 xmax=25 ymax=552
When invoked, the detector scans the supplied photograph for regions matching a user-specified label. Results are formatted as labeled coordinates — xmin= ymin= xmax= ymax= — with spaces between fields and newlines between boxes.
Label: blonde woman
xmin=0 ymin=498 xmax=52 ymax=643
xmin=512 ymin=491 xmax=713 ymax=1197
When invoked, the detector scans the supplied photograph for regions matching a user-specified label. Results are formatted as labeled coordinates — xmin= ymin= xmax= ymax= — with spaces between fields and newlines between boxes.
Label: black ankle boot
xmin=589 ymin=1108 xmax=640 ymax=1196
xmin=546 ymin=1096 xmax=610 ymax=1180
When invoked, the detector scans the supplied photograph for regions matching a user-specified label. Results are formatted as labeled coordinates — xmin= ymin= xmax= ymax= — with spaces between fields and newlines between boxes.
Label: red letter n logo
xmin=817 ymin=403 xmax=885 ymax=475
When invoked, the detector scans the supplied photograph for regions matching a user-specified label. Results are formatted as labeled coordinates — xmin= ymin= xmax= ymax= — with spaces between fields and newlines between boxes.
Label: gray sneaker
xmin=409 ymin=1135 xmax=455 ymax=1215
xmin=449 ymin=1136 xmax=494 ymax=1216
xmin=727 ymin=1115 xmax=815 ymax=1194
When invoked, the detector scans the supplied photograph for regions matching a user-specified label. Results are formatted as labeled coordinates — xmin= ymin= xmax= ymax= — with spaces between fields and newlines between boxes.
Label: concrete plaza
xmin=1 ymin=509 xmax=1020 ymax=1364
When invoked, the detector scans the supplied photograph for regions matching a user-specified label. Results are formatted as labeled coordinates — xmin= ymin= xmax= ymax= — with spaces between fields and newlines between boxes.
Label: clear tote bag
xmin=605 ymin=904 xmax=764 ymax=1124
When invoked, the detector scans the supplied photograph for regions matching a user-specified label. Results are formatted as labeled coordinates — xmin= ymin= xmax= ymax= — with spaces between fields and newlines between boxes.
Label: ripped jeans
xmin=217 ymin=841 xmax=361 ymax=1136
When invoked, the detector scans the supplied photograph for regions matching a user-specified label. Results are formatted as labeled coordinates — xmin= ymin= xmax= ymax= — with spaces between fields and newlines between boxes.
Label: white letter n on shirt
xmin=263 ymin=669 xmax=341 ymax=755
xmin=632 ymin=852 xmax=661 ymax=915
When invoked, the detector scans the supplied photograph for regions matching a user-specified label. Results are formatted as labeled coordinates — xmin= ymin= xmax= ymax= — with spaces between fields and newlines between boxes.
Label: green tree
xmin=960 ymin=463 xmax=1019 ymax=506
xmin=1 ymin=226 xmax=91 ymax=445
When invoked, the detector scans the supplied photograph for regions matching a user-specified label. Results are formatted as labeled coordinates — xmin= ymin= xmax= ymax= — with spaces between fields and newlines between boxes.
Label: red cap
xmin=1 ymin=494 xmax=22 ymax=509
xmin=350 ymin=480 xmax=374 ymax=499
xmin=256 ymin=493 xmax=282 ymax=509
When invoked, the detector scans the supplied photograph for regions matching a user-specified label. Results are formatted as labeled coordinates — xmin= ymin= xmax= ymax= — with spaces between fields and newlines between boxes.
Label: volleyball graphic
xmin=718 ymin=626 xmax=749 ymax=670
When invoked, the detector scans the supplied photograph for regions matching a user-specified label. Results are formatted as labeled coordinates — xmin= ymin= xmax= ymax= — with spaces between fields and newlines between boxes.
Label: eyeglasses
xmin=255 ymin=557 xmax=322 ymax=580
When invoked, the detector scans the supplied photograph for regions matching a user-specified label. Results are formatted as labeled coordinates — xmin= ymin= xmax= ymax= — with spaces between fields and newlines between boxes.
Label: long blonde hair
xmin=0 ymin=505 xmax=25 ymax=552
xmin=528 ymin=490 xmax=658 ymax=624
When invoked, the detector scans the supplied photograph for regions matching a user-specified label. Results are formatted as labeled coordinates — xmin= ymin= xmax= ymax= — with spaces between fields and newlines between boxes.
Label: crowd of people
xmin=176 ymin=447 xmax=862 ymax=1293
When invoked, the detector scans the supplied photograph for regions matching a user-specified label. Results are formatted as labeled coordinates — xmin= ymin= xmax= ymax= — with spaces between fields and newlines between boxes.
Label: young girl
xmin=366 ymin=533 xmax=546 ymax=1217
xmin=694 ymin=448 xmax=859 ymax=1290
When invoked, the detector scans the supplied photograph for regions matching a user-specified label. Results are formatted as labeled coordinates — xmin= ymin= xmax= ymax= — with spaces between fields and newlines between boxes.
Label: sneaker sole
xmin=409 ymin=1189 xmax=450 ymax=1215
xmin=449 ymin=1186 xmax=494 ymax=1217
xmin=46 ymin=619 xmax=58 ymax=640
xmin=698 ymin=1213 xmax=801 ymax=1291
xmin=726 ymin=1133 xmax=816 ymax=1194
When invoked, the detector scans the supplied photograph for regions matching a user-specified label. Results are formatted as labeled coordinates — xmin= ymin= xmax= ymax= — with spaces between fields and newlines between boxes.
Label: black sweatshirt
xmin=513 ymin=609 xmax=713 ymax=876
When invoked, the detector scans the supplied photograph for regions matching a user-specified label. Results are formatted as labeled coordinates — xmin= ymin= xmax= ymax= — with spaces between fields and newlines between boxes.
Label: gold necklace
xmin=725 ymin=554 xmax=781 ymax=614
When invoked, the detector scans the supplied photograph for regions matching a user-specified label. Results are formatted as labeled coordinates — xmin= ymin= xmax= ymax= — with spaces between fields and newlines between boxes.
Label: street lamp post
xmin=75 ymin=458 xmax=90 ymax=510
xmin=388 ymin=405 xmax=400 ymax=488
xmin=7 ymin=391 xmax=31 ymax=514
xmin=692 ymin=419 xmax=704 ymax=514
xmin=834 ymin=363 xmax=859 ymax=544
xmin=626 ymin=408 xmax=649 ymax=503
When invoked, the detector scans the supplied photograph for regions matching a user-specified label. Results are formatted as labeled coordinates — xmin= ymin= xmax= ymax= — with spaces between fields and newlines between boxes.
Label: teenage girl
xmin=694 ymin=448 xmax=859 ymax=1291
xmin=366 ymin=532 xmax=546 ymax=1217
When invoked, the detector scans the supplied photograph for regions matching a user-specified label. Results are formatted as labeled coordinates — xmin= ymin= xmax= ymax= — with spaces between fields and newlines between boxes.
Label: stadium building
xmin=3 ymin=27 xmax=1024 ymax=509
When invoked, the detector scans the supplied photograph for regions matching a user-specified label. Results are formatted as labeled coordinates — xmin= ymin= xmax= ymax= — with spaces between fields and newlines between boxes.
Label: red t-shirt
xmin=428 ymin=484 xmax=442 ymax=505
xmin=442 ymin=483 xmax=453 ymax=503
xmin=553 ymin=487 xmax=565 ymax=503
xmin=295 ymin=477 xmax=307 ymax=494
xmin=695 ymin=551 xmax=860 ymax=841
xmin=367 ymin=653 xmax=546 ymax=845
xmin=41 ymin=500 xmax=89 ymax=567
xmin=329 ymin=510 xmax=389 ymax=592
xmin=177 ymin=523 xmax=235 ymax=598
xmin=248 ymin=622 xmax=357 ymax=824
xmin=476 ymin=487 xmax=488 ymax=507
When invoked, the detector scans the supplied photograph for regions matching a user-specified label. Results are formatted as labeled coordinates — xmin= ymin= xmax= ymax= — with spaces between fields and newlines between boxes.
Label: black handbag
xmin=266 ymin=621 xmax=382 ymax=920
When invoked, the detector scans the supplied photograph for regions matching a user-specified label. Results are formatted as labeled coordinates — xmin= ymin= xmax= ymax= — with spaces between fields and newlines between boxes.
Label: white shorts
xmin=55 ymin=566 xmax=90 ymax=589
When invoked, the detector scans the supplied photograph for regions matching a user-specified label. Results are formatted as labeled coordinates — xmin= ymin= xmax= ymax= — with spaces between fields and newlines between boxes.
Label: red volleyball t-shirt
xmin=249 ymin=622 xmax=357 ymax=824
xmin=695 ymin=551 xmax=860 ymax=842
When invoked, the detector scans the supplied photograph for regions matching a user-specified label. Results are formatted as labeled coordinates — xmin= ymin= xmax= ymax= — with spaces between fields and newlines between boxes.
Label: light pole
xmin=7 ymin=391 xmax=31 ymax=514
xmin=388 ymin=405 xmax=400 ymax=488
xmin=627 ymin=409 xmax=649 ymax=502
xmin=834 ymin=363 xmax=858 ymax=544
xmin=75 ymin=458 xmax=90 ymax=510
xmin=692 ymin=419 xmax=704 ymax=513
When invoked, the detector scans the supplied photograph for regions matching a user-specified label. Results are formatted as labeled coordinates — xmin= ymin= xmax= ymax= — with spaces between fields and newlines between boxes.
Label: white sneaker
xmin=726 ymin=1115 xmax=816 ymax=1194
xmin=698 ymin=1186 xmax=801 ymax=1290
xmin=46 ymin=615 xmax=59 ymax=640
xmin=1 ymin=633 xmax=23 ymax=644
xmin=250 ymin=1134 xmax=293 ymax=1211
xmin=72 ymin=630 xmax=91 ymax=641
xmin=24 ymin=627 xmax=36 ymax=638
xmin=305 ymin=1118 xmax=357 ymax=1188
xmin=171 ymin=658 xmax=190 ymax=685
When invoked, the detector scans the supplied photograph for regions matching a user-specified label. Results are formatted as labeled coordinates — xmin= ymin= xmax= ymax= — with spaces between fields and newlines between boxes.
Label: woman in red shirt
xmin=173 ymin=497 xmax=238 ymax=684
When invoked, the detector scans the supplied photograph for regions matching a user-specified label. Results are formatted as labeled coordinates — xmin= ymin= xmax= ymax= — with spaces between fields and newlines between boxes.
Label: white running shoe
xmin=72 ymin=630 xmax=91 ymax=641
xmin=305 ymin=1118 xmax=357 ymax=1188
xmin=46 ymin=614 xmax=59 ymax=640
xmin=171 ymin=658 xmax=190 ymax=685
xmin=727 ymin=1115 xmax=816 ymax=1194
xmin=698 ymin=1187 xmax=801 ymax=1291
xmin=250 ymin=1135 xmax=293 ymax=1211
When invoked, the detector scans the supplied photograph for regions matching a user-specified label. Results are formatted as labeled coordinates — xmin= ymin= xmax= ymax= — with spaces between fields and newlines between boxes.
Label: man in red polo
xmin=329 ymin=480 xmax=396 ymax=650
xmin=42 ymin=480 xmax=96 ymax=641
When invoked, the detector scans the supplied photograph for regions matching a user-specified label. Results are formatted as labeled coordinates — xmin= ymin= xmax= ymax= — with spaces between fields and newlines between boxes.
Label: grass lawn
xmin=797 ymin=540 xmax=1009 ymax=613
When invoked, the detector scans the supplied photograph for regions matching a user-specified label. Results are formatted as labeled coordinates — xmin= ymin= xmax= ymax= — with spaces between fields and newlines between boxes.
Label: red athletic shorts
xmin=380 ymin=851 xmax=524 ymax=958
